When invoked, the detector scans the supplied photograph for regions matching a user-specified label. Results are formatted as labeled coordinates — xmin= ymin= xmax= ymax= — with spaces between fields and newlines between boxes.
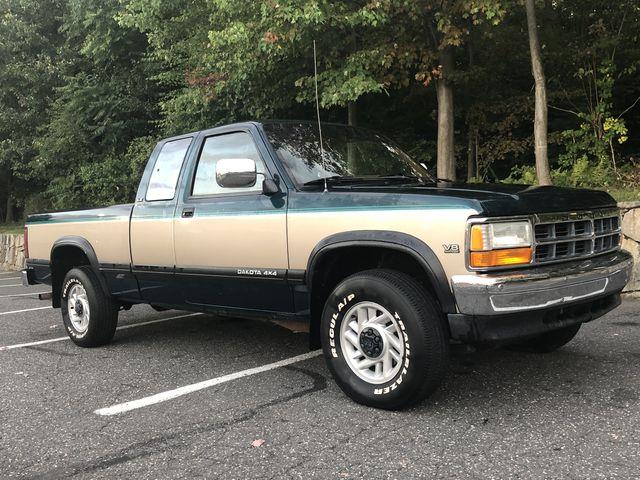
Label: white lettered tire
xmin=321 ymin=269 xmax=449 ymax=410
xmin=61 ymin=267 xmax=118 ymax=347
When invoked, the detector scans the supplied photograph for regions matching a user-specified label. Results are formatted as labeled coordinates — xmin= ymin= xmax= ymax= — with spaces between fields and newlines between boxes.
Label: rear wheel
xmin=61 ymin=267 xmax=118 ymax=347
xmin=320 ymin=269 xmax=449 ymax=410
xmin=512 ymin=324 xmax=582 ymax=353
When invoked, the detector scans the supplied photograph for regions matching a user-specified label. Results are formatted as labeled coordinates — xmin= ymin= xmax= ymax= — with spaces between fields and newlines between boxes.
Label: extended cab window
xmin=192 ymin=132 xmax=266 ymax=196
xmin=146 ymin=137 xmax=192 ymax=201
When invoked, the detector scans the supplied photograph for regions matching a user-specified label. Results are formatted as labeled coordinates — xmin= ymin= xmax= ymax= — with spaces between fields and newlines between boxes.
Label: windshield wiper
xmin=302 ymin=174 xmax=431 ymax=189
xmin=301 ymin=176 xmax=343 ymax=187
xmin=377 ymin=175 xmax=428 ymax=184
xmin=301 ymin=176 xmax=379 ymax=188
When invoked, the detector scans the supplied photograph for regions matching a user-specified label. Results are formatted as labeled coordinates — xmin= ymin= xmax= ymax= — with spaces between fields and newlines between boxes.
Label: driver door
xmin=172 ymin=129 xmax=291 ymax=313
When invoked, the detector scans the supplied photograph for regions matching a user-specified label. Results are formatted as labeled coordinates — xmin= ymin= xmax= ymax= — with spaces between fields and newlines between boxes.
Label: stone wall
xmin=620 ymin=201 xmax=640 ymax=293
xmin=0 ymin=234 xmax=25 ymax=272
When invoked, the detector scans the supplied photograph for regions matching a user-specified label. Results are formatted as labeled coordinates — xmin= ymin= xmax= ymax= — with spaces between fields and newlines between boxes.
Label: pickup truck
xmin=23 ymin=121 xmax=633 ymax=410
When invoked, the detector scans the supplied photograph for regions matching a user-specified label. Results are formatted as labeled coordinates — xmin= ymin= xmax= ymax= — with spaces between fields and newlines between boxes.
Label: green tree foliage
xmin=119 ymin=0 xmax=217 ymax=133
xmin=122 ymin=1 xmax=507 ymax=115
xmin=549 ymin=0 xmax=640 ymax=188
xmin=37 ymin=0 xmax=162 ymax=209
xmin=0 ymin=0 xmax=64 ymax=220
xmin=124 ymin=0 xmax=506 ymax=182
xmin=506 ymin=0 xmax=640 ymax=192
xmin=0 ymin=0 xmax=639 ymax=221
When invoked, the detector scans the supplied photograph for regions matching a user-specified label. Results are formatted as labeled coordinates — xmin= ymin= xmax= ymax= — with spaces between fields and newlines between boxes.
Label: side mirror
xmin=216 ymin=158 xmax=257 ymax=188
xmin=262 ymin=178 xmax=280 ymax=196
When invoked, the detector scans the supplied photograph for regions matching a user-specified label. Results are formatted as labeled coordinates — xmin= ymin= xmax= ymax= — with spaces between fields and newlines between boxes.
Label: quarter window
xmin=146 ymin=138 xmax=192 ymax=201
xmin=192 ymin=132 xmax=266 ymax=196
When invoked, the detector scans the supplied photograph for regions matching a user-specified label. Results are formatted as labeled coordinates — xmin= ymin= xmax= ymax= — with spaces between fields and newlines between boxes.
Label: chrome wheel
xmin=339 ymin=301 xmax=405 ymax=384
xmin=67 ymin=284 xmax=90 ymax=333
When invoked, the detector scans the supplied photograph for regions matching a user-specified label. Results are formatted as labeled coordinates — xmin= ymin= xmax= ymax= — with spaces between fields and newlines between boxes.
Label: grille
xmin=533 ymin=210 xmax=621 ymax=264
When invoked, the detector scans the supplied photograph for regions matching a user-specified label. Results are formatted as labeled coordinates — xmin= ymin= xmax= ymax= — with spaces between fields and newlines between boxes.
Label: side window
xmin=192 ymin=132 xmax=266 ymax=196
xmin=146 ymin=137 xmax=192 ymax=201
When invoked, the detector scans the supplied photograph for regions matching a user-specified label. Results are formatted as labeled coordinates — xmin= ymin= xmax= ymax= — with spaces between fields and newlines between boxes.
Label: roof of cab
xmin=161 ymin=119 xmax=356 ymax=143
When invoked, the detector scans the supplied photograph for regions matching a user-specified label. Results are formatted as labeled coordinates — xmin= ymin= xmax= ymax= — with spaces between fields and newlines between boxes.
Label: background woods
xmin=0 ymin=0 xmax=639 ymax=222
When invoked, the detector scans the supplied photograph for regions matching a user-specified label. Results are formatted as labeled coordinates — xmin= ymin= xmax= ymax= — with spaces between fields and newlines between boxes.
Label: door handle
xmin=181 ymin=207 xmax=195 ymax=218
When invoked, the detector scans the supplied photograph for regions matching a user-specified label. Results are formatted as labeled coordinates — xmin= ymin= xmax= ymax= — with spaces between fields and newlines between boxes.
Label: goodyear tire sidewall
xmin=321 ymin=276 xmax=429 ymax=406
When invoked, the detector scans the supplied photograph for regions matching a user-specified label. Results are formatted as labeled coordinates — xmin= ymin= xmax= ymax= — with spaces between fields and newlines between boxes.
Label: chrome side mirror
xmin=216 ymin=158 xmax=257 ymax=188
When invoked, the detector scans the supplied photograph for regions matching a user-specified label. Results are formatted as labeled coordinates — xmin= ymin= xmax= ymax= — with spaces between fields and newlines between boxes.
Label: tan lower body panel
xmin=130 ymin=217 xmax=175 ymax=267
xmin=27 ymin=208 xmax=473 ymax=282
xmin=174 ymin=213 xmax=288 ymax=269
xmin=27 ymin=220 xmax=131 ymax=265
xmin=288 ymin=208 xmax=475 ymax=279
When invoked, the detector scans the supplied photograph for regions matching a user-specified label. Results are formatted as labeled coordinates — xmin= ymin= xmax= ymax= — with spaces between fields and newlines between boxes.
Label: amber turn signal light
xmin=469 ymin=247 xmax=533 ymax=268
xmin=470 ymin=224 xmax=488 ymax=251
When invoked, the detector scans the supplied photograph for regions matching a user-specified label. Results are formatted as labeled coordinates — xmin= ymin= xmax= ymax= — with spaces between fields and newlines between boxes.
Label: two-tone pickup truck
xmin=23 ymin=121 xmax=633 ymax=409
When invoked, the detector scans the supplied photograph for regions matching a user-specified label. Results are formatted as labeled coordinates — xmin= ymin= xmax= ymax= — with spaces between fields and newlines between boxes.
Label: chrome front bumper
xmin=451 ymin=250 xmax=633 ymax=316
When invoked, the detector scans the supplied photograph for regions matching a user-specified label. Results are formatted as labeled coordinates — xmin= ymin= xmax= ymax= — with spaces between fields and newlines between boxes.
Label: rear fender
xmin=50 ymin=237 xmax=110 ymax=307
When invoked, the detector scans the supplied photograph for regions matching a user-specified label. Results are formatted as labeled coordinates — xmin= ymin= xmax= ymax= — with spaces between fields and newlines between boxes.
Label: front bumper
xmin=447 ymin=250 xmax=632 ymax=344
xmin=448 ymin=293 xmax=621 ymax=344
xmin=451 ymin=250 xmax=632 ymax=316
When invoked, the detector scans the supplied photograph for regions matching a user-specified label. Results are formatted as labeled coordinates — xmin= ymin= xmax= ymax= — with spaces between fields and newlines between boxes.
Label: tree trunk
xmin=347 ymin=102 xmax=358 ymax=173
xmin=475 ymin=131 xmax=480 ymax=180
xmin=5 ymin=172 xmax=14 ymax=223
xmin=348 ymin=101 xmax=357 ymax=127
xmin=465 ymin=36 xmax=475 ymax=183
xmin=525 ymin=0 xmax=552 ymax=186
xmin=466 ymin=127 xmax=475 ymax=181
xmin=436 ymin=47 xmax=456 ymax=182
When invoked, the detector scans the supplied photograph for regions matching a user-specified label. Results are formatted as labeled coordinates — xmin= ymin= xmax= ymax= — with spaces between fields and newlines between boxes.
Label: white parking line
xmin=0 ymin=272 xmax=19 ymax=276
xmin=0 ymin=284 xmax=22 ymax=288
xmin=0 ymin=312 xmax=202 ymax=351
xmin=0 ymin=306 xmax=52 ymax=316
xmin=0 ymin=335 xmax=69 ymax=350
xmin=0 ymin=291 xmax=50 ymax=298
xmin=0 ymin=277 xmax=20 ymax=282
xmin=94 ymin=349 xmax=323 ymax=416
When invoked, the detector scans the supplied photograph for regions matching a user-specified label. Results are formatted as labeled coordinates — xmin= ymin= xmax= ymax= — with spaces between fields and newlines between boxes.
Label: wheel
xmin=511 ymin=324 xmax=582 ymax=353
xmin=60 ymin=266 xmax=118 ymax=347
xmin=320 ymin=269 xmax=449 ymax=410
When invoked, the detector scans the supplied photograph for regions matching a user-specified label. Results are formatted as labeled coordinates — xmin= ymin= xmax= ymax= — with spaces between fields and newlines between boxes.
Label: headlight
xmin=469 ymin=220 xmax=533 ymax=268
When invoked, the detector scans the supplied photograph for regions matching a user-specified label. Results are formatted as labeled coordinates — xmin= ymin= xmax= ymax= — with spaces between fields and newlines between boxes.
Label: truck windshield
xmin=262 ymin=122 xmax=434 ymax=188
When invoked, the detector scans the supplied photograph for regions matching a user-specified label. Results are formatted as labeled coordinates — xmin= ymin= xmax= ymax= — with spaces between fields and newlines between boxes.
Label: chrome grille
xmin=533 ymin=210 xmax=621 ymax=264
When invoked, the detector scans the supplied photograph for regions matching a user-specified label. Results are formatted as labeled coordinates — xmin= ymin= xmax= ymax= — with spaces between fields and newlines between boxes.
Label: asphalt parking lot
xmin=1 ymin=269 xmax=639 ymax=479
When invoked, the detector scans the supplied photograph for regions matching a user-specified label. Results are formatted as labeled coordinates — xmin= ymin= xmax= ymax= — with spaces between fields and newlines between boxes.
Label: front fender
xmin=306 ymin=230 xmax=456 ymax=313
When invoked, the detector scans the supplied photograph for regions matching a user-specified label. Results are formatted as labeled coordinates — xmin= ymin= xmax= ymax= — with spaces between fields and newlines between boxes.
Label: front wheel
xmin=320 ymin=269 xmax=449 ymax=410
xmin=61 ymin=267 xmax=118 ymax=347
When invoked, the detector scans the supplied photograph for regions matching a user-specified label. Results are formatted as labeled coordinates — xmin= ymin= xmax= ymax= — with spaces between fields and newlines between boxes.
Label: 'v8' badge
xmin=443 ymin=244 xmax=460 ymax=254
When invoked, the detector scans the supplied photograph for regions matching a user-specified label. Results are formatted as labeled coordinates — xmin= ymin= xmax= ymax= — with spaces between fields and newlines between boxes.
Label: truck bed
xmin=26 ymin=204 xmax=134 ymax=265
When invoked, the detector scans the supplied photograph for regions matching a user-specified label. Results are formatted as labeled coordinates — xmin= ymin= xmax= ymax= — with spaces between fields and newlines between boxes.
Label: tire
xmin=320 ymin=269 xmax=449 ymax=410
xmin=60 ymin=266 xmax=118 ymax=347
xmin=511 ymin=323 xmax=582 ymax=353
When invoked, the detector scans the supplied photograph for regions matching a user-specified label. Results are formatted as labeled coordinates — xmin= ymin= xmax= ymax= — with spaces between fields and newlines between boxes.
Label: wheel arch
xmin=50 ymin=237 xmax=109 ymax=308
xmin=305 ymin=230 xmax=456 ymax=348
